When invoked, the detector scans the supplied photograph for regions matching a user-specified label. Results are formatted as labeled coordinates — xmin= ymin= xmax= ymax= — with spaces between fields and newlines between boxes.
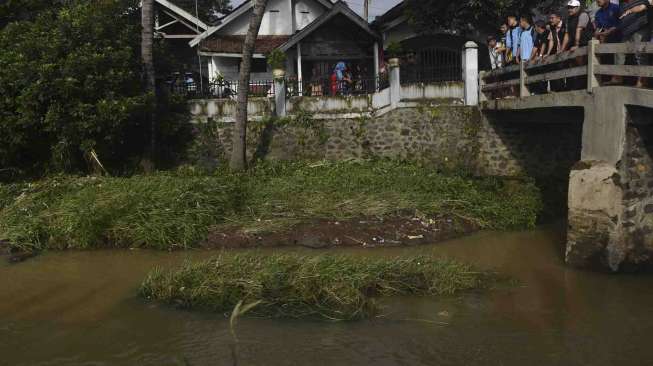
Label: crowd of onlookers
xmin=487 ymin=0 xmax=653 ymax=88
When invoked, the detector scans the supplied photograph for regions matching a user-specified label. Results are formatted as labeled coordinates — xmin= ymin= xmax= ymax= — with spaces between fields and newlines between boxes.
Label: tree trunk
xmin=141 ymin=0 xmax=157 ymax=164
xmin=230 ymin=0 xmax=269 ymax=171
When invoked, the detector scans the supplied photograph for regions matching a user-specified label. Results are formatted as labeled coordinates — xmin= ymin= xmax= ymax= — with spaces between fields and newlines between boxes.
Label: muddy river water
xmin=1 ymin=226 xmax=652 ymax=366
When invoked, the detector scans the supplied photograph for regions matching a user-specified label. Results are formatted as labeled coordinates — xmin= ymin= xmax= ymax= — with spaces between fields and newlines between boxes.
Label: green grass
xmin=140 ymin=253 xmax=492 ymax=320
xmin=0 ymin=160 xmax=543 ymax=252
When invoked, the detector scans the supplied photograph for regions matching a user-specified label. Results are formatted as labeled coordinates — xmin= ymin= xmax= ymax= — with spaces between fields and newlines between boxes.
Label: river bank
xmin=0 ymin=160 xmax=543 ymax=255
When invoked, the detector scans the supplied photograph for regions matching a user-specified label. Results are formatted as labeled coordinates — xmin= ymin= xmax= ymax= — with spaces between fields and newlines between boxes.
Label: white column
xmin=463 ymin=41 xmax=478 ymax=106
xmin=211 ymin=57 xmax=218 ymax=79
xmin=389 ymin=62 xmax=401 ymax=108
xmin=208 ymin=58 xmax=214 ymax=81
xmin=373 ymin=42 xmax=380 ymax=89
xmin=274 ymin=78 xmax=287 ymax=117
xmin=297 ymin=43 xmax=303 ymax=96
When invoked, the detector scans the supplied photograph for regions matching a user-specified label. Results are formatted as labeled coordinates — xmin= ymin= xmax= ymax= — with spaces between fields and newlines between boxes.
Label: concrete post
xmin=519 ymin=61 xmax=528 ymax=98
xmin=274 ymin=78 xmax=286 ymax=117
xmin=297 ymin=42 xmax=303 ymax=96
xmin=587 ymin=39 xmax=600 ymax=92
xmin=463 ymin=41 xmax=478 ymax=106
xmin=389 ymin=62 xmax=401 ymax=108
xmin=373 ymin=42 xmax=380 ymax=90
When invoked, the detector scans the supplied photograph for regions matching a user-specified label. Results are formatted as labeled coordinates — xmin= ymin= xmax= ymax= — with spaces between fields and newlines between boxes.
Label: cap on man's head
xmin=567 ymin=0 xmax=581 ymax=7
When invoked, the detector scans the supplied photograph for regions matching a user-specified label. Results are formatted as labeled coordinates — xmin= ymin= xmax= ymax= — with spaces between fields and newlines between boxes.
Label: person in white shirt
xmin=487 ymin=36 xmax=503 ymax=69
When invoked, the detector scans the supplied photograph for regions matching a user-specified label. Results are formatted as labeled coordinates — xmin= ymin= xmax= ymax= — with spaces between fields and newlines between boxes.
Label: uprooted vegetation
xmin=0 ymin=160 xmax=543 ymax=252
xmin=140 ymin=253 xmax=494 ymax=320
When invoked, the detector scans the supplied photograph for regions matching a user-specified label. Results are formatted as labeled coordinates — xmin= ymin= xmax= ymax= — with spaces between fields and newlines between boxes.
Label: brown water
xmin=1 ymin=227 xmax=652 ymax=366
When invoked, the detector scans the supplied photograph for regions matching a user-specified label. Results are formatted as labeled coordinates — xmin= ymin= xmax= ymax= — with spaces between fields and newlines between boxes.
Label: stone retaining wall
xmin=478 ymin=112 xmax=583 ymax=179
xmin=621 ymin=114 xmax=653 ymax=269
xmin=188 ymin=106 xmax=480 ymax=172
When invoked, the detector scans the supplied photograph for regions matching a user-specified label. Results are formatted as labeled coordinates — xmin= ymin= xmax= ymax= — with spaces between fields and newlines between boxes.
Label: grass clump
xmin=0 ymin=160 xmax=543 ymax=252
xmin=140 ymin=253 xmax=491 ymax=320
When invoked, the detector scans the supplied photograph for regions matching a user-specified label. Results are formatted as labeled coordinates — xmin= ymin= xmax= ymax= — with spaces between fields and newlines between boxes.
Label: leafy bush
xmin=0 ymin=0 xmax=191 ymax=177
xmin=266 ymin=49 xmax=287 ymax=70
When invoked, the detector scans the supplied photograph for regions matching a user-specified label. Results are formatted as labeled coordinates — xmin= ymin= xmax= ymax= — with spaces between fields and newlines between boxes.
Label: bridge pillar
xmin=567 ymin=91 xmax=653 ymax=271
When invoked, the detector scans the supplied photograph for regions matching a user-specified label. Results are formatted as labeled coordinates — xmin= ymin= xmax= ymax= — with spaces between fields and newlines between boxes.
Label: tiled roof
xmin=199 ymin=35 xmax=291 ymax=54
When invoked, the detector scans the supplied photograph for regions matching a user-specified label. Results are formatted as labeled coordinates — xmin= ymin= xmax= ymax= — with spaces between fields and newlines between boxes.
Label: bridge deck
xmin=481 ymin=86 xmax=653 ymax=111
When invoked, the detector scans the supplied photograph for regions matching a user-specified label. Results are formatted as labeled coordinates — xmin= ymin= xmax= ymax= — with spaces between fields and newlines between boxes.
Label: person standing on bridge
xmin=619 ymin=0 xmax=651 ymax=88
xmin=517 ymin=15 xmax=535 ymax=64
xmin=595 ymin=0 xmax=625 ymax=85
xmin=505 ymin=16 xmax=522 ymax=65
xmin=563 ymin=0 xmax=595 ymax=89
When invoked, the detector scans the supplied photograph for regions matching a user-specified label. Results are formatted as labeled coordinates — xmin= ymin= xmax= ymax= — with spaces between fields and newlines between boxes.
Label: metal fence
xmin=401 ymin=47 xmax=462 ymax=85
xmin=169 ymin=75 xmax=392 ymax=99
xmin=169 ymin=79 xmax=275 ymax=99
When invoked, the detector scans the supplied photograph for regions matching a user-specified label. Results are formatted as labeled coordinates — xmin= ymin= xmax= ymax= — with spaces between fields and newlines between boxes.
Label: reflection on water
xmin=1 ymin=226 xmax=652 ymax=366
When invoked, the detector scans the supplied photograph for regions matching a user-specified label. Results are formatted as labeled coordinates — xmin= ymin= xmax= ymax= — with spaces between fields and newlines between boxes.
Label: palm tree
xmin=230 ymin=0 xmax=269 ymax=171
xmin=141 ymin=0 xmax=156 ymax=164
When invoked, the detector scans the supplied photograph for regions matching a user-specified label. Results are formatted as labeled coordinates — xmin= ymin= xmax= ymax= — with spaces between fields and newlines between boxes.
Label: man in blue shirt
xmin=505 ymin=15 xmax=522 ymax=65
xmin=595 ymin=0 xmax=622 ymax=42
xmin=517 ymin=16 xmax=534 ymax=63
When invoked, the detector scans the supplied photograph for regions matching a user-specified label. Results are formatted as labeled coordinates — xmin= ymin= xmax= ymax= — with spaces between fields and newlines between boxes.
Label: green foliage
xmin=266 ymin=49 xmax=287 ymax=70
xmin=0 ymin=160 xmax=543 ymax=252
xmin=0 ymin=0 xmax=67 ymax=28
xmin=386 ymin=42 xmax=404 ymax=58
xmin=404 ymin=0 xmax=564 ymax=35
xmin=0 ymin=0 xmax=141 ymax=174
xmin=0 ymin=0 xmax=191 ymax=177
xmin=140 ymin=253 xmax=491 ymax=320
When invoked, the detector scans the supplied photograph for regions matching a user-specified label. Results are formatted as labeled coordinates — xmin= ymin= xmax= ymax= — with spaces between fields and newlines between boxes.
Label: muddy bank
xmin=204 ymin=215 xmax=478 ymax=249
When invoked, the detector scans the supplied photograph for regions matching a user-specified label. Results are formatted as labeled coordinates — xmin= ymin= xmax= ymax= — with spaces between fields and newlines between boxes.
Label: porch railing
xmin=480 ymin=40 xmax=653 ymax=101
xmin=286 ymin=76 xmax=389 ymax=97
xmin=169 ymin=79 xmax=275 ymax=99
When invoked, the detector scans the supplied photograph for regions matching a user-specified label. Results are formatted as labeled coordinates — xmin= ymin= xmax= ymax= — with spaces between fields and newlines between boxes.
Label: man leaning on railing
xmin=619 ymin=0 xmax=652 ymax=88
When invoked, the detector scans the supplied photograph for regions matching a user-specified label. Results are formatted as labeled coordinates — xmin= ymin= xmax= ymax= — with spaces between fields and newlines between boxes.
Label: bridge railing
xmin=480 ymin=40 xmax=653 ymax=101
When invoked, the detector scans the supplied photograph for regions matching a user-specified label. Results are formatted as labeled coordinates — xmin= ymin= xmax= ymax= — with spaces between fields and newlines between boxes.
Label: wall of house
xmin=220 ymin=0 xmax=294 ymax=35
xmin=294 ymin=0 xmax=326 ymax=30
xmin=382 ymin=21 xmax=416 ymax=48
xmin=209 ymin=56 xmax=272 ymax=81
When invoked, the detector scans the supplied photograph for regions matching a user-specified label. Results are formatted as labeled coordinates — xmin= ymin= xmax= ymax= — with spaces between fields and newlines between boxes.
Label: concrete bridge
xmin=479 ymin=40 xmax=653 ymax=272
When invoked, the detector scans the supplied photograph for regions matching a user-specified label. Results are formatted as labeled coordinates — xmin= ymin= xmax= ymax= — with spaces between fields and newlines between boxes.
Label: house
xmin=372 ymin=1 xmax=488 ymax=83
xmin=155 ymin=0 xmax=383 ymax=92
xmin=191 ymin=0 xmax=382 ymax=86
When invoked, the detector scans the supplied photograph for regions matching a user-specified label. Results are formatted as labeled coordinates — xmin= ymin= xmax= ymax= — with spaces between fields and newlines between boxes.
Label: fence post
xmin=587 ymin=39 xmax=600 ymax=92
xmin=274 ymin=78 xmax=286 ymax=117
xmin=519 ymin=61 xmax=528 ymax=98
xmin=389 ymin=60 xmax=401 ymax=109
xmin=478 ymin=71 xmax=487 ymax=103
xmin=463 ymin=41 xmax=479 ymax=106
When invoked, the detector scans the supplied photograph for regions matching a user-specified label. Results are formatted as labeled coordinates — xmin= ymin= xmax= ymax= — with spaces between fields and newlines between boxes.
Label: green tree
xmin=404 ymin=0 xmax=564 ymax=35
xmin=0 ymin=0 xmax=189 ymax=177
xmin=0 ymin=0 xmax=66 ymax=28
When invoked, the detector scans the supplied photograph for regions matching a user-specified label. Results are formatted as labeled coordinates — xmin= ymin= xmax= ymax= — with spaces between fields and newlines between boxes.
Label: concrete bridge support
xmin=481 ymin=87 xmax=653 ymax=271
xmin=568 ymin=100 xmax=653 ymax=271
